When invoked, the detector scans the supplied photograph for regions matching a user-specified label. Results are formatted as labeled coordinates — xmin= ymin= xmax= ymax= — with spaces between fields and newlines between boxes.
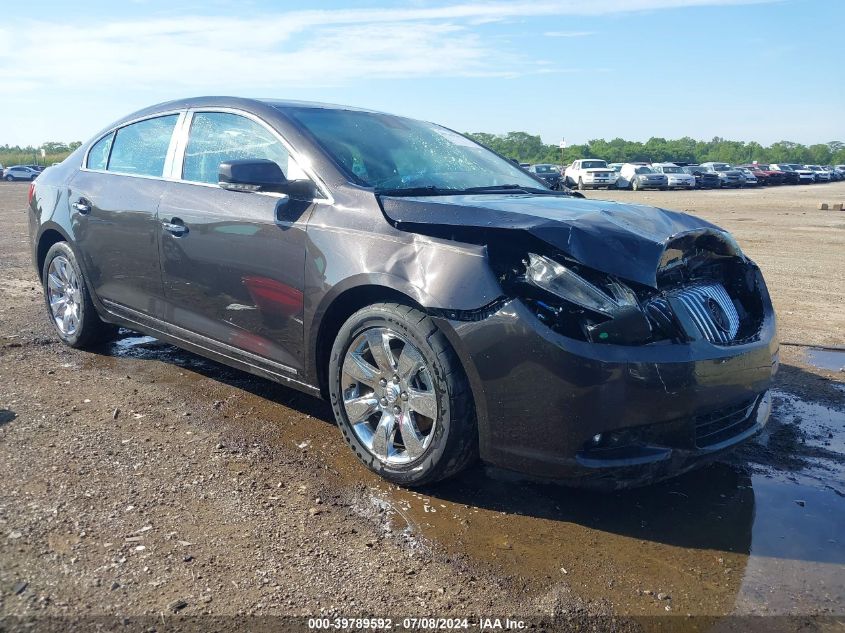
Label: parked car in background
xmin=3 ymin=165 xmax=40 ymax=181
xmin=739 ymin=165 xmax=785 ymax=186
xmin=683 ymin=165 xmax=721 ymax=189
xmin=735 ymin=167 xmax=759 ymax=187
xmin=804 ymin=165 xmax=831 ymax=182
xmin=699 ymin=162 xmax=744 ymax=188
xmin=775 ymin=164 xmax=816 ymax=184
xmin=28 ymin=96 xmax=777 ymax=487
xmin=618 ymin=163 xmax=668 ymax=190
xmin=826 ymin=166 xmax=843 ymax=181
xmin=762 ymin=164 xmax=800 ymax=185
xmin=25 ymin=164 xmax=46 ymax=173
xmin=651 ymin=163 xmax=695 ymax=189
xmin=564 ymin=159 xmax=618 ymax=190
xmin=528 ymin=163 xmax=562 ymax=189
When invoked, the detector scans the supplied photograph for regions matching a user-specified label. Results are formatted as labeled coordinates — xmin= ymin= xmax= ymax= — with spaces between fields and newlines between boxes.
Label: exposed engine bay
xmin=492 ymin=231 xmax=767 ymax=346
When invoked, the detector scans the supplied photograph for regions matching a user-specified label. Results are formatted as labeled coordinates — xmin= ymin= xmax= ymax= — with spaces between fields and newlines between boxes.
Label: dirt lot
xmin=1 ymin=181 xmax=844 ymax=631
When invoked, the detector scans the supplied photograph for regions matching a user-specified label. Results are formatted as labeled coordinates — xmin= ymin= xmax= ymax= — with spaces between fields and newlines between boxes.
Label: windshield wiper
xmin=458 ymin=184 xmax=568 ymax=195
xmin=374 ymin=186 xmax=461 ymax=197
xmin=375 ymin=184 xmax=575 ymax=197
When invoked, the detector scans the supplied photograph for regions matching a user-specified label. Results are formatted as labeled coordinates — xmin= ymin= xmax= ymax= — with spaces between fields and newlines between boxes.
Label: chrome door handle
xmin=162 ymin=219 xmax=188 ymax=236
xmin=72 ymin=201 xmax=90 ymax=214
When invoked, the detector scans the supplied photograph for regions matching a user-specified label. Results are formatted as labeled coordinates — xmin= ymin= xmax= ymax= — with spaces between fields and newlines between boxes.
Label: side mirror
xmin=219 ymin=159 xmax=286 ymax=193
xmin=218 ymin=159 xmax=318 ymax=200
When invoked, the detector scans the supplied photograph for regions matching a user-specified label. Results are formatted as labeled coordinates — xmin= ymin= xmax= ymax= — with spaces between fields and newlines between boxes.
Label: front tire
xmin=632 ymin=179 xmax=640 ymax=191
xmin=4 ymin=175 xmax=13 ymax=182
xmin=328 ymin=302 xmax=477 ymax=486
xmin=42 ymin=242 xmax=116 ymax=348
xmin=577 ymin=177 xmax=585 ymax=191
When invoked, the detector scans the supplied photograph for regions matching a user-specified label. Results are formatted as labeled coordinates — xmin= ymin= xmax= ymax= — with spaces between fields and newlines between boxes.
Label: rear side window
xmin=107 ymin=115 xmax=179 ymax=177
xmin=87 ymin=132 xmax=114 ymax=170
xmin=182 ymin=112 xmax=304 ymax=184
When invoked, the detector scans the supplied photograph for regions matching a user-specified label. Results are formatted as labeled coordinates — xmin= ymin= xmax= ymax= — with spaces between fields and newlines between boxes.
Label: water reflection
xmin=91 ymin=332 xmax=845 ymax=616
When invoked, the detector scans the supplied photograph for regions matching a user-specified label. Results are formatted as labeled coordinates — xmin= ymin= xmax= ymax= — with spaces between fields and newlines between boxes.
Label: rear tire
xmin=42 ymin=242 xmax=117 ymax=348
xmin=632 ymin=179 xmax=640 ymax=191
xmin=577 ymin=177 xmax=585 ymax=191
xmin=328 ymin=302 xmax=477 ymax=486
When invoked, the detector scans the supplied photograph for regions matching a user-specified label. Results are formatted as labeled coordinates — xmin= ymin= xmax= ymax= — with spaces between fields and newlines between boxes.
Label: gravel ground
xmin=1 ymin=181 xmax=844 ymax=631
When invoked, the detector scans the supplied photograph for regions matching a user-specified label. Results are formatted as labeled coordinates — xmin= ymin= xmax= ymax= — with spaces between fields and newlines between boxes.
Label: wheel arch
xmin=35 ymin=225 xmax=72 ymax=281
xmin=310 ymin=281 xmax=426 ymax=399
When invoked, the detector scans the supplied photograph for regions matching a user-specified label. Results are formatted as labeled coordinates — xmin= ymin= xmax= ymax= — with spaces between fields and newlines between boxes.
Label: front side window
xmin=87 ymin=132 xmax=114 ymax=170
xmin=107 ymin=115 xmax=179 ymax=177
xmin=182 ymin=112 xmax=306 ymax=185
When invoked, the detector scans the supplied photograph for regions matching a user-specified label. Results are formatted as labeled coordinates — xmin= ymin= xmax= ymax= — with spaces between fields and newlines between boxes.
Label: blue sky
xmin=0 ymin=0 xmax=842 ymax=147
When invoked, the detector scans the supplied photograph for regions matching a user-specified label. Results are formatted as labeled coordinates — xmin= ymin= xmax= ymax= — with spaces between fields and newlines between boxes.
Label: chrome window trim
xmin=80 ymin=109 xmax=186 ymax=179
xmin=78 ymin=106 xmax=333 ymax=205
xmin=162 ymin=111 xmax=189 ymax=179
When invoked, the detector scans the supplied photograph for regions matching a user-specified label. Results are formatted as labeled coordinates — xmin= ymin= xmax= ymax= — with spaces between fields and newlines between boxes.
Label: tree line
xmin=465 ymin=132 xmax=845 ymax=167
xmin=4 ymin=136 xmax=845 ymax=170
xmin=0 ymin=142 xmax=82 ymax=167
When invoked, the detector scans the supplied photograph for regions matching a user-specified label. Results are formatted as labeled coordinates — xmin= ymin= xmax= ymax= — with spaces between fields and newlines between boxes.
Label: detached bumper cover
xmin=444 ymin=291 xmax=777 ymax=488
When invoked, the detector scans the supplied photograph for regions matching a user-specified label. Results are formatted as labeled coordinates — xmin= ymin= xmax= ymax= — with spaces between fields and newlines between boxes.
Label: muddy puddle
xmin=93 ymin=333 xmax=845 ymax=618
xmin=805 ymin=347 xmax=845 ymax=373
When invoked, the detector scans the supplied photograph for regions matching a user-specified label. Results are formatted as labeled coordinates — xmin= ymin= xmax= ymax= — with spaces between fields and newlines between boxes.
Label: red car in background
xmin=739 ymin=164 xmax=786 ymax=185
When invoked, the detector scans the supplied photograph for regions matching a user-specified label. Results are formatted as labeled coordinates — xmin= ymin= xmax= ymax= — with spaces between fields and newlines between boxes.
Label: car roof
xmin=90 ymin=96 xmax=397 ymax=142
xmin=119 ymin=96 xmax=388 ymax=122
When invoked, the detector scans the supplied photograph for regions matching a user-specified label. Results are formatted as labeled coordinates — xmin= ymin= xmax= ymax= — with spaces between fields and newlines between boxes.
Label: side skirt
xmin=99 ymin=299 xmax=322 ymax=397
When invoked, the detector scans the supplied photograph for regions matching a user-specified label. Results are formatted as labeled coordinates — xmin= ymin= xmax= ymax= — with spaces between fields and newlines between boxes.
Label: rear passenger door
xmin=69 ymin=113 xmax=182 ymax=322
xmin=156 ymin=110 xmax=320 ymax=376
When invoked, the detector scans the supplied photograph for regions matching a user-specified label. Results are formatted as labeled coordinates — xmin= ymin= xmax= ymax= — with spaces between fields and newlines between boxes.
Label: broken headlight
xmin=523 ymin=253 xmax=653 ymax=344
xmin=525 ymin=254 xmax=637 ymax=317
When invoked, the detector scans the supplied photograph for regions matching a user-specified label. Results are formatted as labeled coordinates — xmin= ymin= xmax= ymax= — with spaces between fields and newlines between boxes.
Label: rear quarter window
xmin=86 ymin=132 xmax=114 ymax=170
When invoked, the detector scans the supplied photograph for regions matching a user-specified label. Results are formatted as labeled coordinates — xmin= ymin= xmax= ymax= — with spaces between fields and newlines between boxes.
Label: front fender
xmin=302 ymin=223 xmax=504 ymax=388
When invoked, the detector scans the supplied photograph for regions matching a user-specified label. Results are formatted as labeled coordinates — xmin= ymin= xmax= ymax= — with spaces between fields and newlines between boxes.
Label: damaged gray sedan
xmin=29 ymin=97 xmax=778 ymax=488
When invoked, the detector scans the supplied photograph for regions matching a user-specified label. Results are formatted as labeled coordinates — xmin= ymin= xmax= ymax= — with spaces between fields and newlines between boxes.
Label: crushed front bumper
xmin=440 ymin=291 xmax=778 ymax=489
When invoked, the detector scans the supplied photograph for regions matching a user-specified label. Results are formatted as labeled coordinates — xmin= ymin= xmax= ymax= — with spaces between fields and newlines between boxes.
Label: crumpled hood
xmin=380 ymin=194 xmax=732 ymax=288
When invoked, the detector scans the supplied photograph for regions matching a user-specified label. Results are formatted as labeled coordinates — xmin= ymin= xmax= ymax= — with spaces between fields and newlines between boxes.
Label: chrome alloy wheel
xmin=341 ymin=327 xmax=438 ymax=465
xmin=46 ymin=255 xmax=81 ymax=336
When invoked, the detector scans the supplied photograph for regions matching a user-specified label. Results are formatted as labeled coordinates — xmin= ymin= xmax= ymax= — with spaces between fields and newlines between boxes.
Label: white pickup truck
xmin=563 ymin=159 xmax=618 ymax=190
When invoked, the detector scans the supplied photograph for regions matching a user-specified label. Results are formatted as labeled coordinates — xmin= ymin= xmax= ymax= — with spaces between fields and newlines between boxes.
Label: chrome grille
xmin=669 ymin=283 xmax=740 ymax=344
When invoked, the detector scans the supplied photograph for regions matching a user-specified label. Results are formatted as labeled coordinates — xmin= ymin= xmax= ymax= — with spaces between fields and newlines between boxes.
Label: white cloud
xmin=0 ymin=0 xmax=784 ymax=144
xmin=0 ymin=0 xmax=777 ymax=95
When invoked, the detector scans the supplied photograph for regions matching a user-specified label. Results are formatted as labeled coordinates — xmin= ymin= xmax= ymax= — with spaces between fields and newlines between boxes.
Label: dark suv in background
xmin=683 ymin=165 xmax=721 ymax=189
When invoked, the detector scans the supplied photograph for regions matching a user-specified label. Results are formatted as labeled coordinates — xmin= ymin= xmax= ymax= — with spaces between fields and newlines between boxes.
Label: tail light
xmin=27 ymin=182 xmax=35 ymax=206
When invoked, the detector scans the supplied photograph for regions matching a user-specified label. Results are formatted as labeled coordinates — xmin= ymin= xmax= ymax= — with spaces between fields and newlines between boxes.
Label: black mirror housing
xmin=218 ymin=159 xmax=286 ymax=193
xmin=218 ymin=159 xmax=317 ymax=199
